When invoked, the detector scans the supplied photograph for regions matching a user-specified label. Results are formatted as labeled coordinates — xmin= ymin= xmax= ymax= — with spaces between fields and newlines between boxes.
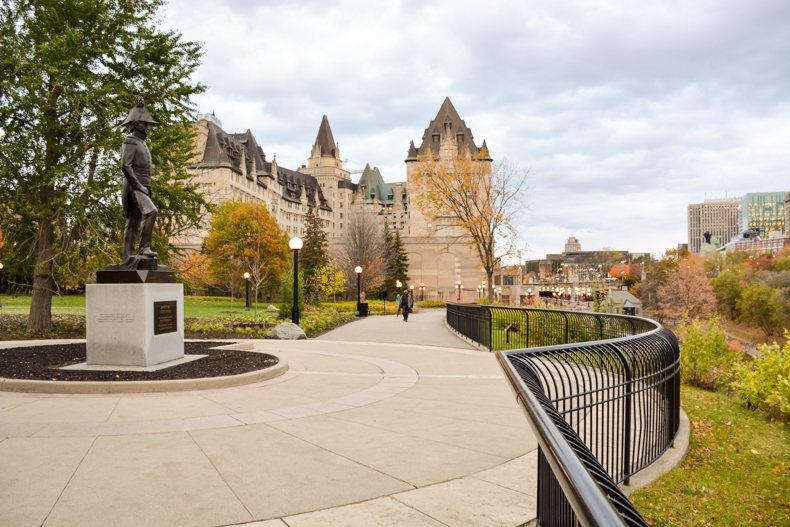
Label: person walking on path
xmin=395 ymin=292 xmax=402 ymax=318
xmin=399 ymin=289 xmax=413 ymax=321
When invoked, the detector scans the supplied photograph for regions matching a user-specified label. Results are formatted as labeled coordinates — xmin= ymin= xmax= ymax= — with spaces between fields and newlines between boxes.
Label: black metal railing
xmin=447 ymin=303 xmax=680 ymax=527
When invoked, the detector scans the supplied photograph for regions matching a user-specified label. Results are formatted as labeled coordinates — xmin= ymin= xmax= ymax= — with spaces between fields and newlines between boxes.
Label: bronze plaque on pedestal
xmin=153 ymin=301 xmax=178 ymax=335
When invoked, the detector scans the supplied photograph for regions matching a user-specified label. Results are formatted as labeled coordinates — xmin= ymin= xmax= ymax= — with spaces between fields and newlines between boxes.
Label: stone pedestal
xmin=86 ymin=271 xmax=184 ymax=367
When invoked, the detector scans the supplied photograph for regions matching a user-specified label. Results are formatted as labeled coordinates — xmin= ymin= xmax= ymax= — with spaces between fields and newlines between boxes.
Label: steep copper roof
xmin=313 ymin=114 xmax=337 ymax=158
xmin=276 ymin=165 xmax=331 ymax=211
xmin=198 ymin=121 xmax=272 ymax=182
xmin=196 ymin=119 xmax=330 ymax=210
xmin=406 ymin=97 xmax=491 ymax=161
xmin=356 ymin=164 xmax=406 ymax=205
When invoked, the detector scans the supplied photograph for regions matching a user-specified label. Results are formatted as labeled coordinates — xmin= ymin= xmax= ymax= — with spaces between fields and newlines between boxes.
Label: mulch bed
xmin=0 ymin=341 xmax=278 ymax=382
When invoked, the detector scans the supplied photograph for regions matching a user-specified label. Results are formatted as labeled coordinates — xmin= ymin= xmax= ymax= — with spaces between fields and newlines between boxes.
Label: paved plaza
xmin=0 ymin=310 xmax=541 ymax=526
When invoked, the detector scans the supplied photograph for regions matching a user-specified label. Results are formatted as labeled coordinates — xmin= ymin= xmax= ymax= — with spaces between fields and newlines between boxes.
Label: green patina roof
xmin=357 ymin=164 xmax=402 ymax=205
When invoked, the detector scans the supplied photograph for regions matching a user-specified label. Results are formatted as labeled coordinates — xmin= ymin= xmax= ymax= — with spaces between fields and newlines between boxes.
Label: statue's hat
xmin=121 ymin=97 xmax=158 ymax=126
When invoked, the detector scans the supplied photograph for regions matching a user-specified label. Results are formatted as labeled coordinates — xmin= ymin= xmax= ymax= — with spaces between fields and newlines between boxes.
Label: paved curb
xmin=444 ymin=320 xmax=693 ymax=497
xmin=621 ymin=407 xmax=691 ymax=495
xmin=0 ymin=341 xmax=289 ymax=394
xmin=0 ymin=360 xmax=289 ymax=394
xmin=444 ymin=320 xmax=491 ymax=352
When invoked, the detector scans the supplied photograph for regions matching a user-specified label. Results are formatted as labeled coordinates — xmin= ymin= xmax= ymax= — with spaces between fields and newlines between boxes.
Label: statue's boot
xmin=138 ymin=211 xmax=158 ymax=258
xmin=139 ymin=247 xmax=158 ymax=257
xmin=122 ymin=217 xmax=139 ymax=261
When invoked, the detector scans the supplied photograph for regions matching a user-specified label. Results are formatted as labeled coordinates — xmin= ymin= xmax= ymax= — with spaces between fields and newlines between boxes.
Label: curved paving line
xmin=0 ymin=350 xmax=419 ymax=438
xmin=0 ymin=361 xmax=290 ymax=395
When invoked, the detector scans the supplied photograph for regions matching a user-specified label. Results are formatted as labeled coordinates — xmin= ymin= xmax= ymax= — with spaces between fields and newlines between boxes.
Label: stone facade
xmin=178 ymin=113 xmax=332 ymax=251
xmin=401 ymin=97 xmax=491 ymax=300
xmin=179 ymin=99 xmax=488 ymax=301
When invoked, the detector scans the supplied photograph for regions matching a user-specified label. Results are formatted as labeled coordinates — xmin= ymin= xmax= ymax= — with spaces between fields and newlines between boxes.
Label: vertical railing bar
xmin=452 ymin=305 xmax=679 ymax=524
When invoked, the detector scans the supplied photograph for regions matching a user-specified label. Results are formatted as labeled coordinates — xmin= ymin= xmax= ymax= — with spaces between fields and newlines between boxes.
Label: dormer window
xmin=432 ymin=133 xmax=440 ymax=143
xmin=456 ymin=133 xmax=464 ymax=143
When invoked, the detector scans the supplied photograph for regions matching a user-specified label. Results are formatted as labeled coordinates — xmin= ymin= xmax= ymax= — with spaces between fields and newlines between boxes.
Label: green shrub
xmin=731 ymin=331 xmax=790 ymax=420
xmin=677 ymin=315 xmax=742 ymax=389
xmin=417 ymin=300 xmax=446 ymax=308
xmin=278 ymin=270 xmax=306 ymax=320
xmin=0 ymin=314 xmax=86 ymax=339
xmin=298 ymin=307 xmax=356 ymax=337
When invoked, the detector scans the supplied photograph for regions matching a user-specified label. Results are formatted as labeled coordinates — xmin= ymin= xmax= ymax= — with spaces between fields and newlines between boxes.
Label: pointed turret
xmin=313 ymin=114 xmax=337 ymax=158
xmin=406 ymin=97 xmax=487 ymax=161
xmin=406 ymin=140 xmax=418 ymax=161
xmin=480 ymin=139 xmax=492 ymax=160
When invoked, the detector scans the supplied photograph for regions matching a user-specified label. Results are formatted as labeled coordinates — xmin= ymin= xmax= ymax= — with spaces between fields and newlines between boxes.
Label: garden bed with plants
xmin=0 ymin=341 xmax=278 ymax=382
xmin=631 ymin=317 xmax=790 ymax=526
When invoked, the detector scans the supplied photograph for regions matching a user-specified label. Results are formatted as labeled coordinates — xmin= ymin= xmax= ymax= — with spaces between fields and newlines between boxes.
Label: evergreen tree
xmin=0 ymin=0 xmax=207 ymax=332
xmin=383 ymin=223 xmax=396 ymax=296
xmin=388 ymin=228 xmax=410 ymax=294
xmin=300 ymin=206 xmax=329 ymax=303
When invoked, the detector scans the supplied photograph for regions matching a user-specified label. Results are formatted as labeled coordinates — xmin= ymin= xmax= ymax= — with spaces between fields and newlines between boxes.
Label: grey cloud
xmin=164 ymin=0 xmax=790 ymax=258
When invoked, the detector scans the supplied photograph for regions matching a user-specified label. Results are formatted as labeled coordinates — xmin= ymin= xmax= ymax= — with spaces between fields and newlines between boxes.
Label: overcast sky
xmin=162 ymin=0 xmax=790 ymax=261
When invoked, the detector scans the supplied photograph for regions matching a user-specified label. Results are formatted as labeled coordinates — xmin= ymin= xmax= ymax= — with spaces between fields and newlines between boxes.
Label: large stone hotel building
xmin=181 ymin=98 xmax=488 ymax=301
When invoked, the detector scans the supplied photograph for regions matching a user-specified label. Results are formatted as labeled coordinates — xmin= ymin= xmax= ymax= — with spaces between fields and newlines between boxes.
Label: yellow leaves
xmin=692 ymin=419 xmax=714 ymax=441
xmin=205 ymin=200 xmax=289 ymax=287
xmin=315 ymin=264 xmax=345 ymax=298
xmin=172 ymin=251 xmax=212 ymax=290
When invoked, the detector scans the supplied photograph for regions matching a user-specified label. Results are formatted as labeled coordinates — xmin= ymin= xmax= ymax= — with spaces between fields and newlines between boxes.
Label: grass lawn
xmin=0 ymin=294 xmax=274 ymax=320
xmin=631 ymin=385 xmax=790 ymax=526
xmin=0 ymin=295 xmax=419 ymax=320
xmin=0 ymin=294 xmax=86 ymax=316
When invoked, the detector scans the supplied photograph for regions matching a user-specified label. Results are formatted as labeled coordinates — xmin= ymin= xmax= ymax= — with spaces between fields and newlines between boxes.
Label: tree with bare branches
xmin=411 ymin=152 xmax=527 ymax=300
xmin=656 ymin=255 xmax=717 ymax=321
xmin=333 ymin=209 xmax=386 ymax=297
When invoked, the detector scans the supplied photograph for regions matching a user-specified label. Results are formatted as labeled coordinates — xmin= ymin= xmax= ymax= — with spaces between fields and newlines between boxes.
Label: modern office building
xmin=740 ymin=192 xmax=787 ymax=238
xmin=784 ymin=192 xmax=790 ymax=236
xmin=687 ymin=198 xmax=741 ymax=254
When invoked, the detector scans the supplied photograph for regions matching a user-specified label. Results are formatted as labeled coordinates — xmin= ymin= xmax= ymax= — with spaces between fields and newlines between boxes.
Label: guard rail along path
xmin=447 ymin=303 xmax=680 ymax=527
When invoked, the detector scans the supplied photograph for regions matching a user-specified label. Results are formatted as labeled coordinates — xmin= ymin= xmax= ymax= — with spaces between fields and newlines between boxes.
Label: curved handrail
xmin=447 ymin=304 xmax=680 ymax=526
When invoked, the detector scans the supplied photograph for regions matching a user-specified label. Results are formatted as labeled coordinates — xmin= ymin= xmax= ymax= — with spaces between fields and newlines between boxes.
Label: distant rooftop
xmin=197 ymin=112 xmax=222 ymax=129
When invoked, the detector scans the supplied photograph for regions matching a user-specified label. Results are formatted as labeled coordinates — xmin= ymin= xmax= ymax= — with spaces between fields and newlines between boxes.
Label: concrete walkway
xmin=0 ymin=310 xmax=540 ymax=526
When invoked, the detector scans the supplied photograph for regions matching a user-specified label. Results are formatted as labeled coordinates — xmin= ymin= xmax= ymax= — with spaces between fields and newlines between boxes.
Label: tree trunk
xmin=487 ymin=271 xmax=494 ymax=304
xmin=27 ymin=214 xmax=56 ymax=333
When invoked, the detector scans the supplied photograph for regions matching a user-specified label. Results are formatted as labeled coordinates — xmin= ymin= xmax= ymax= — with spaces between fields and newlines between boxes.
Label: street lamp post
xmin=456 ymin=281 xmax=461 ymax=301
xmin=420 ymin=282 xmax=425 ymax=301
xmin=289 ymin=237 xmax=303 ymax=325
xmin=527 ymin=287 xmax=532 ymax=305
xmin=0 ymin=262 xmax=4 ymax=308
xmin=355 ymin=266 xmax=363 ymax=315
xmin=243 ymin=272 xmax=251 ymax=310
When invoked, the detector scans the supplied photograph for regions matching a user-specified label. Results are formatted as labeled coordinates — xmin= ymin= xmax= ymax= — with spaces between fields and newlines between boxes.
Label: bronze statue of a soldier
xmin=119 ymin=97 xmax=158 ymax=264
